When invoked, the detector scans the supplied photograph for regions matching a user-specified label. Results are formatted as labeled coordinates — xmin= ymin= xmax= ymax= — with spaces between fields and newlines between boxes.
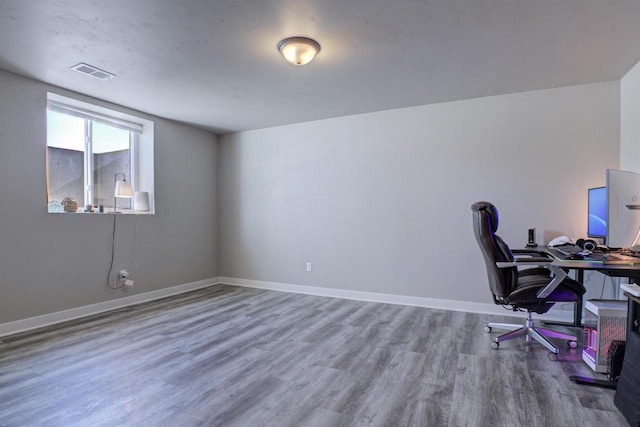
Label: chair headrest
xmin=471 ymin=201 xmax=499 ymax=232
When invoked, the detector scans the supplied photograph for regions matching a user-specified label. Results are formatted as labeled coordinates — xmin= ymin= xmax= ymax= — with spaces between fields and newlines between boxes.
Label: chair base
xmin=486 ymin=312 xmax=578 ymax=355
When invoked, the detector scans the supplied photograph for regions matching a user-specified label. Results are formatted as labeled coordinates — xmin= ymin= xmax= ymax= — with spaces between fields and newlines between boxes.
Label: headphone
xmin=576 ymin=238 xmax=597 ymax=252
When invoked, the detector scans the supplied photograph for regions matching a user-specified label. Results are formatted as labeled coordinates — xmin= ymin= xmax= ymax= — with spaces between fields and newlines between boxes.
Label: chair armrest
xmin=496 ymin=257 xmax=552 ymax=268
xmin=511 ymin=248 xmax=552 ymax=257
xmin=495 ymin=256 xmax=568 ymax=299
xmin=536 ymin=265 xmax=568 ymax=298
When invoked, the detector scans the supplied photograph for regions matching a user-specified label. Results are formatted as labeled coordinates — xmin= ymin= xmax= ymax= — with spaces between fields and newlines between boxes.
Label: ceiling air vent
xmin=70 ymin=63 xmax=115 ymax=80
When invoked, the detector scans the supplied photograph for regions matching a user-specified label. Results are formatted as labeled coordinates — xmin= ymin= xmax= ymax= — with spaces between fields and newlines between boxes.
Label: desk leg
xmin=574 ymin=270 xmax=584 ymax=327
xmin=569 ymin=376 xmax=617 ymax=389
xmin=610 ymin=276 xmax=620 ymax=300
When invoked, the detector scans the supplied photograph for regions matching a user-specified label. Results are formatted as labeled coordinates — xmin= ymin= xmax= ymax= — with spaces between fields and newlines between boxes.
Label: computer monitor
xmin=587 ymin=186 xmax=606 ymax=239
xmin=606 ymin=169 xmax=640 ymax=248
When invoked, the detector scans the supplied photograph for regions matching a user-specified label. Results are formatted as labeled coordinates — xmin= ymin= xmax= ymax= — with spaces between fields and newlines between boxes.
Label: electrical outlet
xmin=306 ymin=262 xmax=312 ymax=272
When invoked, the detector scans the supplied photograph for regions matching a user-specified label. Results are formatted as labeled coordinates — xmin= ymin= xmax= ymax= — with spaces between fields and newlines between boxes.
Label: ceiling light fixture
xmin=277 ymin=37 xmax=321 ymax=66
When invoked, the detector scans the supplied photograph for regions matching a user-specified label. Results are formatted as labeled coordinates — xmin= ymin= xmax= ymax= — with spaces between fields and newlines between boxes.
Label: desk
xmin=545 ymin=248 xmax=640 ymax=326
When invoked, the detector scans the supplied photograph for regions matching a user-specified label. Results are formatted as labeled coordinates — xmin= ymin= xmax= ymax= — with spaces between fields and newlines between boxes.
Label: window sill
xmin=47 ymin=208 xmax=154 ymax=215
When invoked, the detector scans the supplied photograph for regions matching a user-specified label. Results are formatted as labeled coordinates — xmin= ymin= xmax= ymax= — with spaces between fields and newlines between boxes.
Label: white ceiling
xmin=1 ymin=0 xmax=640 ymax=134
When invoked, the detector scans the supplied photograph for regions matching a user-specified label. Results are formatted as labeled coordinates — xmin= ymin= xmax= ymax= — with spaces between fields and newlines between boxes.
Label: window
xmin=46 ymin=93 xmax=154 ymax=214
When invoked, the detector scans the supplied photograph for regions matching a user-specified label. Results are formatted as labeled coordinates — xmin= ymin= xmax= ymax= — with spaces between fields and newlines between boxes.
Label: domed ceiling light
xmin=277 ymin=37 xmax=321 ymax=66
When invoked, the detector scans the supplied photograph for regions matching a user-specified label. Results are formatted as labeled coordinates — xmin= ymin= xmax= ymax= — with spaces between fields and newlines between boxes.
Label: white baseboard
xmin=0 ymin=278 xmax=218 ymax=338
xmin=216 ymin=276 xmax=575 ymax=323
xmin=0 ymin=276 xmax=575 ymax=338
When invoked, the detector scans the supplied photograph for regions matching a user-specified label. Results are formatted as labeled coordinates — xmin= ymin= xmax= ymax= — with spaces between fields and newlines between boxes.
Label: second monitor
xmin=607 ymin=169 xmax=640 ymax=248
xmin=588 ymin=186 xmax=607 ymax=240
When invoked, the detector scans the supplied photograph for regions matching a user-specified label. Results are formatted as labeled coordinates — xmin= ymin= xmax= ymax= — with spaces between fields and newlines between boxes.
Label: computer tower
xmin=582 ymin=300 xmax=627 ymax=373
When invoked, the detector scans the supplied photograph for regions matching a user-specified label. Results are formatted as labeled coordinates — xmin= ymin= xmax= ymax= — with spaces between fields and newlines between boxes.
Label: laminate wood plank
xmin=0 ymin=284 xmax=628 ymax=426
xmin=284 ymin=406 xmax=357 ymax=427
xmin=448 ymin=354 xmax=530 ymax=427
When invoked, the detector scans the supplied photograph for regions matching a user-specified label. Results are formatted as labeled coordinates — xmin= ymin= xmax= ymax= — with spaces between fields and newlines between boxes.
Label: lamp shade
xmin=114 ymin=180 xmax=133 ymax=198
xmin=277 ymin=37 xmax=320 ymax=66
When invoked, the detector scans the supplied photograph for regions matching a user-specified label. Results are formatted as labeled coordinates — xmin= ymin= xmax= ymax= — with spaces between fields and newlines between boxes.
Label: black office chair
xmin=471 ymin=201 xmax=585 ymax=358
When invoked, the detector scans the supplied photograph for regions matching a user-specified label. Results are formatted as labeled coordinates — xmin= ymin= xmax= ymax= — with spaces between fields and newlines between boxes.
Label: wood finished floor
xmin=0 ymin=285 xmax=627 ymax=427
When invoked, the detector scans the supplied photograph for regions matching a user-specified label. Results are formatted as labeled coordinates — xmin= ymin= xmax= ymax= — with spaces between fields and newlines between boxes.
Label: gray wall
xmin=0 ymin=69 xmax=218 ymax=323
xmin=0 ymin=67 xmax=624 ymax=324
xmin=218 ymin=82 xmax=621 ymax=305
xmin=621 ymin=58 xmax=640 ymax=172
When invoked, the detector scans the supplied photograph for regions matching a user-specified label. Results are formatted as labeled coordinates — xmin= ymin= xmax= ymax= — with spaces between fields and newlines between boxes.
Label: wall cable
xmin=106 ymin=213 xmax=124 ymax=290
xmin=133 ymin=214 xmax=139 ymax=275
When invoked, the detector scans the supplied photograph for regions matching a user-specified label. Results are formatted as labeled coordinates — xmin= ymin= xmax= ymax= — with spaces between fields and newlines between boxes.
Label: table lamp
xmin=114 ymin=172 xmax=133 ymax=213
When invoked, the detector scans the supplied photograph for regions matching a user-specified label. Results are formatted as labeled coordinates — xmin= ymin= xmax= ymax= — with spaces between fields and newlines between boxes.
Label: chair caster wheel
xmin=548 ymin=352 xmax=559 ymax=361
xmin=490 ymin=341 xmax=499 ymax=350
xmin=568 ymin=340 xmax=578 ymax=349
xmin=484 ymin=326 xmax=492 ymax=333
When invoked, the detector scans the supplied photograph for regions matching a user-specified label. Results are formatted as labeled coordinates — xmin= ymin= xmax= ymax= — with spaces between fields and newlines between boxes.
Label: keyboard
xmin=551 ymin=244 xmax=583 ymax=256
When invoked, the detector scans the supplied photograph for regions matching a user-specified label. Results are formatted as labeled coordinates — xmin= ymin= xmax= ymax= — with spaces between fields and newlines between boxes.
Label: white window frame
xmin=46 ymin=92 xmax=155 ymax=214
